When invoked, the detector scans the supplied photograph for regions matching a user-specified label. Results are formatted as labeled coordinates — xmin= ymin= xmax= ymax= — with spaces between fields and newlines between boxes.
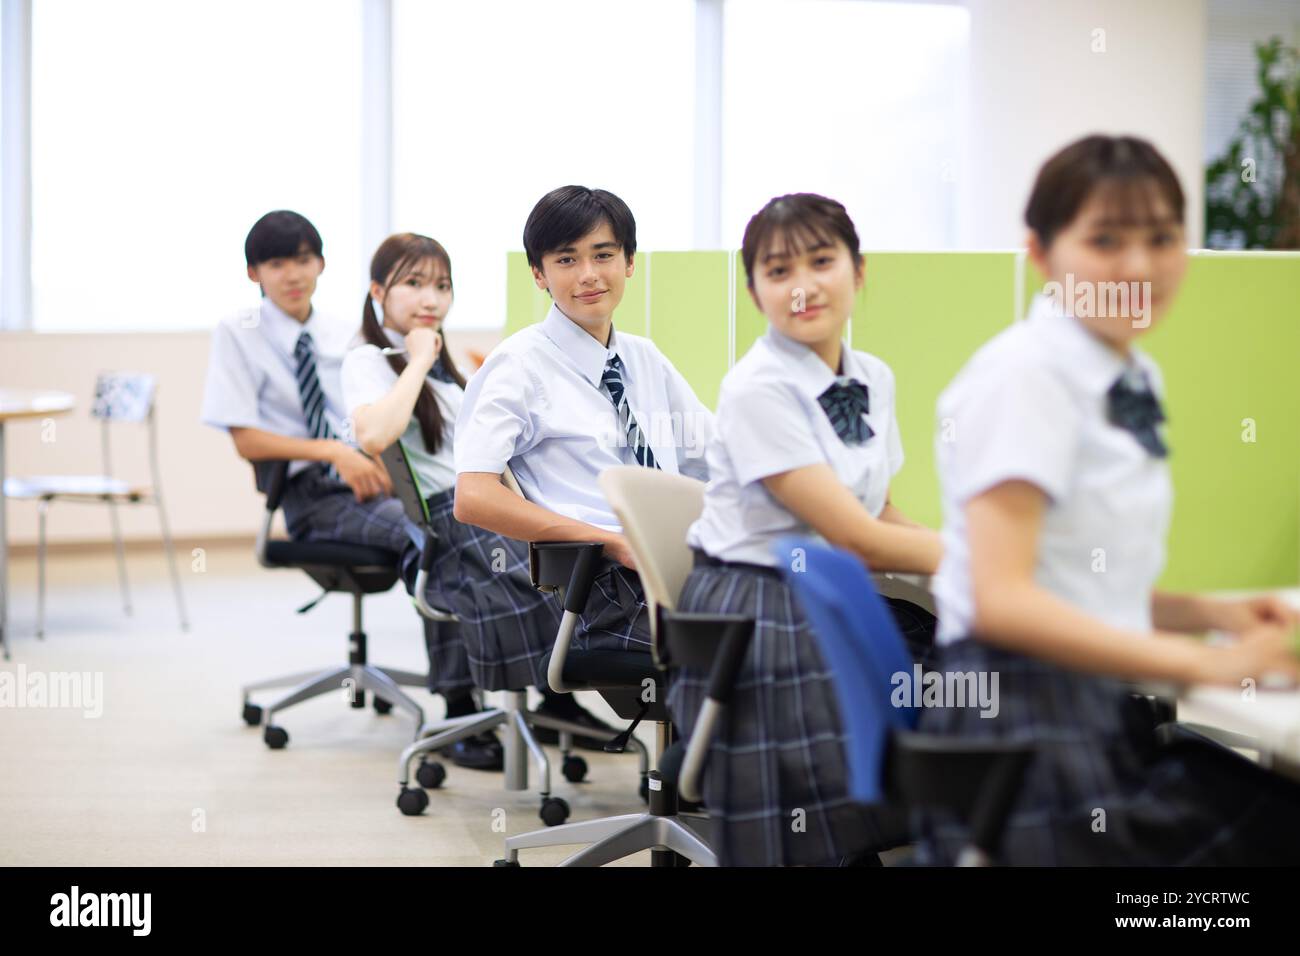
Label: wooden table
xmin=0 ymin=389 xmax=76 ymax=659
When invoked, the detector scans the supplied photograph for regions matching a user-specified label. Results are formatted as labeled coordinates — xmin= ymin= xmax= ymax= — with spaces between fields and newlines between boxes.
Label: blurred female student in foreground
xmin=920 ymin=134 xmax=1300 ymax=865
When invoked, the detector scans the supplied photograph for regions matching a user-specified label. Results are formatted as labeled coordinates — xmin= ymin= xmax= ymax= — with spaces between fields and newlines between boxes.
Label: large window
xmin=31 ymin=0 xmax=365 ymax=331
xmin=722 ymin=0 xmax=968 ymax=250
xmin=392 ymin=0 xmax=697 ymax=330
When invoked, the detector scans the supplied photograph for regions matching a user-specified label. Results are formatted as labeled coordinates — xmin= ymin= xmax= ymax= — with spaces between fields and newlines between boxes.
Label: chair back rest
xmin=92 ymin=373 xmax=156 ymax=422
xmin=773 ymin=536 xmax=918 ymax=804
xmin=599 ymin=466 xmax=705 ymax=640
xmin=380 ymin=442 xmax=429 ymax=525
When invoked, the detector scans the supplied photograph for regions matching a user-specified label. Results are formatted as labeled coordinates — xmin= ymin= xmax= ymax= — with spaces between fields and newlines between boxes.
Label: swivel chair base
xmin=494 ymin=765 xmax=715 ymax=867
xmin=395 ymin=689 xmax=650 ymax=826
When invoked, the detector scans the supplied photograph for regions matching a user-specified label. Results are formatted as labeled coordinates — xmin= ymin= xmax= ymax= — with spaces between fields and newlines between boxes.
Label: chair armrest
xmin=665 ymin=611 xmax=755 ymax=804
xmin=872 ymin=571 xmax=936 ymax=617
xmin=530 ymin=541 xmax=606 ymax=694
xmin=412 ymin=527 xmax=457 ymax=622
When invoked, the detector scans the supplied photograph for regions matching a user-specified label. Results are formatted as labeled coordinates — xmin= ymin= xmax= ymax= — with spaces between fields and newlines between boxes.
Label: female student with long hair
xmin=341 ymin=233 xmax=592 ymax=733
xmin=919 ymin=135 xmax=1300 ymax=865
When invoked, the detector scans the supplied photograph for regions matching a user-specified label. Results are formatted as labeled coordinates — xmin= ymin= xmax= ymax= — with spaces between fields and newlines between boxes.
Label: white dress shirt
xmin=455 ymin=302 xmax=714 ymax=531
xmin=932 ymin=294 xmax=1173 ymax=645
xmin=200 ymin=298 xmax=354 ymax=475
xmin=340 ymin=329 xmax=463 ymax=496
xmin=687 ymin=328 xmax=905 ymax=567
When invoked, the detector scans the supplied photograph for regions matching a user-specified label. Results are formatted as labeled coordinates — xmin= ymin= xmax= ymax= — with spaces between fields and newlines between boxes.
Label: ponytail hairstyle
xmin=360 ymin=233 xmax=466 ymax=455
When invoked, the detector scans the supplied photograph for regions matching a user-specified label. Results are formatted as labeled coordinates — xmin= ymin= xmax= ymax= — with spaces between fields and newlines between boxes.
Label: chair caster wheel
xmin=373 ymin=697 xmax=393 ymax=715
xmin=415 ymin=760 xmax=446 ymax=789
xmin=242 ymin=703 xmax=263 ymax=726
xmin=493 ymin=859 xmax=520 ymax=867
xmin=639 ymin=776 xmax=649 ymax=804
xmin=561 ymin=755 xmax=588 ymax=783
xmin=397 ymin=787 xmax=429 ymax=816
xmin=539 ymin=796 xmax=570 ymax=827
xmin=263 ymin=725 xmax=288 ymax=749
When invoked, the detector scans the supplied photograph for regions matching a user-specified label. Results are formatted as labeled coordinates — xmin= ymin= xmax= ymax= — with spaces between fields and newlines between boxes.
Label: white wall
xmin=0 ymin=329 xmax=502 ymax=548
xmin=959 ymin=0 xmax=1207 ymax=249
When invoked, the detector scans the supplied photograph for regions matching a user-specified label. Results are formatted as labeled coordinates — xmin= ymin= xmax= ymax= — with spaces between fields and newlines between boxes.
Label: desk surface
xmin=0 ymin=389 xmax=76 ymax=422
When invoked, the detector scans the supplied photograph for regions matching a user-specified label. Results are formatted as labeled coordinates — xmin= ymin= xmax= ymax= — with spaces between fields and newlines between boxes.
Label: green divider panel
xmin=733 ymin=249 xmax=766 ymax=361
xmin=504 ymin=251 xmax=550 ymax=336
xmin=853 ymin=253 xmax=1018 ymax=530
xmin=503 ymin=250 xmax=647 ymax=338
xmin=646 ymin=251 xmax=731 ymax=410
xmin=503 ymin=249 xmax=1300 ymax=591
xmin=1143 ymin=255 xmax=1300 ymax=591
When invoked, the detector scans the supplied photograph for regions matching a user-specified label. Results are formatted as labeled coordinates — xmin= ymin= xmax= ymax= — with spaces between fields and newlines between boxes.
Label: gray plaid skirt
xmin=913 ymin=639 xmax=1300 ymax=866
xmin=408 ymin=488 xmax=564 ymax=692
xmin=665 ymin=560 xmax=936 ymax=867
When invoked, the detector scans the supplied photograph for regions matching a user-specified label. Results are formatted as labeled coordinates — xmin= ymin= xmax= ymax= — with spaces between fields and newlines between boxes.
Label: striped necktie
xmin=294 ymin=331 xmax=337 ymax=441
xmin=293 ymin=331 xmax=342 ymax=481
xmin=817 ymin=377 xmax=875 ymax=446
xmin=601 ymin=354 xmax=659 ymax=469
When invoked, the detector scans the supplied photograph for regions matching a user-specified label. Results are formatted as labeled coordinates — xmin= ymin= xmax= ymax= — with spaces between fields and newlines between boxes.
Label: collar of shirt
xmin=540 ymin=302 xmax=634 ymax=389
xmin=260 ymin=297 xmax=324 ymax=359
xmin=762 ymin=326 xmax=868 ymax=400
xmin=1025 ymin=293 xmax=1139 ymax=394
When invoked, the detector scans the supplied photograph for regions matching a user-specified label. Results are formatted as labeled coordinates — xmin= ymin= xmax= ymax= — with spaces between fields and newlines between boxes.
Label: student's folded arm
xmin=762 ymin=465 xmax=942 ymax=574
xmin=227 ymin=426 xmax=340 ymax=466
xmin=348 ymin=361 xmax=429 ymax=456
xmin=1150 ymin=591 xmax=1220 ymax=635
xmin=453 ymin=473 xmax=620 ymax=548
xmin=965 ymin=480 xmax=1207 ymax=684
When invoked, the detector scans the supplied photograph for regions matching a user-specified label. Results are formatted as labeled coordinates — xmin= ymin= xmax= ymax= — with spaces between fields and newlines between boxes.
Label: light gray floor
xmin=0 ymin=543 xmax=658 ymax=866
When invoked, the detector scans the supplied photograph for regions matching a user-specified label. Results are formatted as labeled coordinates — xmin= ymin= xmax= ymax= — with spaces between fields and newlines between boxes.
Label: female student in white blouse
xmin=668 ymin=193 xmax=943 ymax=867
xmin=919 ymin=135 xmax=1300 ymax=865
xmin=340 ymin=233 xmax=569 ymax=739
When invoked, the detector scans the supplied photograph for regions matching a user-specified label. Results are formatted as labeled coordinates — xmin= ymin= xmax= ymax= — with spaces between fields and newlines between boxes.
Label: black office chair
xmin=239 ymin=460 xmax=437 ymax=748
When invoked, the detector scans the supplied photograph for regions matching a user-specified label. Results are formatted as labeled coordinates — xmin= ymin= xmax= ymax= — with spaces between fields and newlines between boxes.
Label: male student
xmin=453 ymin=186 xmax=713 ymax=735
xmin=200 ymin=210 xmax=499 ymax=768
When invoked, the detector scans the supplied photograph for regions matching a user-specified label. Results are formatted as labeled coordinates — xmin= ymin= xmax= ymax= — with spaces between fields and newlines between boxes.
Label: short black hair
xmin=741 ymin=193 xmax=862 ymax=290
xmin=523 ymin=186 xmax=636 ymax=271
xmin=1025 ymin=135 xmax=1185 ymax=250
xmin=245 ymin=210 xmax=323 ymax=267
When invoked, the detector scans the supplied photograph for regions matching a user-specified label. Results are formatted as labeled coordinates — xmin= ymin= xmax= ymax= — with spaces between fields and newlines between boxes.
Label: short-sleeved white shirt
xmin=340 ymin=328 xmax=464 ymax=495
xmin=686 ymin=328 xmax=906 ymax=568
xmin=454 ymin=303 xmax=714 ymax=531
xmin=200 ymin=298 xmax=355 ymax=476
xmin=932 ymin=294 xmax=1173 ymax=645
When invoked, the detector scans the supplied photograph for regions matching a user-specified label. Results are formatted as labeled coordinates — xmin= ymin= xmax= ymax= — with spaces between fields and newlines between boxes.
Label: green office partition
xmin=504 ymin=249 xmax=1300 ymax=591
xmin=733 ymin=249 xmax=767 ymax=361
xmin=645 ymin=251 xmax=731 ymax=410
xmin=853 ymin=252 xmax=1019 ymax=529
xmin=1143 ymin=254 xmax=1300 ymax=591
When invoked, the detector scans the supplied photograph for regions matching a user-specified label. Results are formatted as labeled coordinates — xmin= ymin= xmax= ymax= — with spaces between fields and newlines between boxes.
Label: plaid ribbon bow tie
xmin=817 ymin=377 xmax=875 ymax=446
xmin=1107 ymin=368 xmax=1168 ymax=458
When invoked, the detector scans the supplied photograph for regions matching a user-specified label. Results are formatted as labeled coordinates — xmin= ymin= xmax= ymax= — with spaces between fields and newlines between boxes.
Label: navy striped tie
xmin=817 ymin=377 xmax=875 ymax=446
xmin=601 ymin=354 xmax=658 ymax=469
xmin=294 ymin=332 xmax=341 ymax=480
